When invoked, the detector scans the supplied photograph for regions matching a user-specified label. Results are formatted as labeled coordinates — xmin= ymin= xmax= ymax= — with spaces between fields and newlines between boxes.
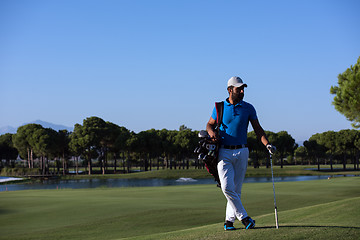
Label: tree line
xmin=0 ymin=116 xmax=359 ymax=176
xmin=295 ymin=129 xmax=360 ymax=171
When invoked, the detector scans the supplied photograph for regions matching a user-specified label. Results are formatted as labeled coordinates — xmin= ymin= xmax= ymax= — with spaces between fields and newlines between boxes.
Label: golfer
xmin=206 ymin=76 xmax=275 ymax=230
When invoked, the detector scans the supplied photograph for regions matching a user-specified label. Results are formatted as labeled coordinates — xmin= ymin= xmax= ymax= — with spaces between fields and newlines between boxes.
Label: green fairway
xmin=0 ymin=177 xmax=359 ymax=240
xmin=130 ymin=197 xmax=360 ymax=240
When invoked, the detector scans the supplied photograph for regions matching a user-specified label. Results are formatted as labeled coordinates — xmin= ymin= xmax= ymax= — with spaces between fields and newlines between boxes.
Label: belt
xmin=221 ymin=144 xmax=248 ymax=149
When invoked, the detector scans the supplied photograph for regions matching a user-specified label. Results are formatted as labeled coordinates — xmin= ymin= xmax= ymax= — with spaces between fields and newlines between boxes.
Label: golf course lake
xmin=1 ymin=175 xmax=356 ymax=192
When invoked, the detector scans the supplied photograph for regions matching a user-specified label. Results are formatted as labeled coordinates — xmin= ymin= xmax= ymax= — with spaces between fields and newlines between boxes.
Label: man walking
xmin=206 ymin=76 xmax=275 ymax=230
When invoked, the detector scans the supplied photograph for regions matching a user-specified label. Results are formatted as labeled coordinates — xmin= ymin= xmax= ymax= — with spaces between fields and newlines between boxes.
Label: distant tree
xmin=157 ymin=129 xmax=176 ymax=169
xmin=330 ymin=57 xmax=360 ymax=128
xmin=348 ymin=130 xmax=360 ymax=170
xmin=174 ymin=127 xmax=197 ymax=169
xmin=131 ymin=129 xmax=162 ymax=171
xmin=99 ymin=122 xmax=121 ymax=175
xmin=145 ymin=129 xmax=162 ymax=170
xmin=57 ymin=130 xmax=70 ymax=175
xmin=336 ymin=129 xmax=359 ymax=170
xmin=12 ymin=124 xmax=43 ymax=169
xmin=69 ymin=125 xmax=85 ymax=175
xmin=111 ymin=125 xmax=130 ymax=173
xmin=317 ymin=131 xmax=337 ymax=171
xmin=294 ymin=146 xmax=307 ymax=165
xmin=354 ymin=131 xmax=360 ymax=169
xmin=125 ymin=131 xmax=140 ymax=172
xmin=272 ymin=131 xmax=296 ymax=168
xmin=0 ymin=133 xmax=18 ymax=168
xmin=29 ymin=127 xmax=58 ymax=175
xmin=133 ymin=130 xmax=150 ymax=171
xmin=247 ymin=131 xmax=267 ymax=168
xmin=69 ymin=117 xmax=107 ymax=175
xmin=12 ymin=127 xmax=30 ymax=167
xmin=304 ymin=134 xmax=326 ymax=170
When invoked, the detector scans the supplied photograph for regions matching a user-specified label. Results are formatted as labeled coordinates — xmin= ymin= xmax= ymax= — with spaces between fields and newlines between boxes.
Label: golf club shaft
xmin=270 ymin=153 xmax=279 ymax=229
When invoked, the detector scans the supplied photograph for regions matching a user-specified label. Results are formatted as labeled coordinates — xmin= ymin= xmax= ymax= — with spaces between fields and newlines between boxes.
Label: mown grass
xmin=0 ymin=177 xmax=359 ymax=240
xmin=128 ymin=197 xmax=360 ymax=240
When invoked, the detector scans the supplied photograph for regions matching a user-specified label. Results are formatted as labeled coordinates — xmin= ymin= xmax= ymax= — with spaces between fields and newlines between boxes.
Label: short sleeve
xmin=249 ymin=104 xmax=258 ymax=120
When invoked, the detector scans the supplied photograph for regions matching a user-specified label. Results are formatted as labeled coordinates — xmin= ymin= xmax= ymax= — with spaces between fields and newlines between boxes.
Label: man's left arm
xmin=250 ymin=119 xmax=269 ymax=146
xmin=250 ymin=119 xmax=276 ymax=154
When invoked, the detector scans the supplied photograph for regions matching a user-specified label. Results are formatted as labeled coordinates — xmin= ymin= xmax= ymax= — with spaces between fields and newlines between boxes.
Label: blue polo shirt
xmin=211 ymin=99 xmax=257 ymax=145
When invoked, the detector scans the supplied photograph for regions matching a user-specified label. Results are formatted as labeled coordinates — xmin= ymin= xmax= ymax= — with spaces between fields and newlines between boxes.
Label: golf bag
xmin=194 ymin=101 xmax=224 ymax=187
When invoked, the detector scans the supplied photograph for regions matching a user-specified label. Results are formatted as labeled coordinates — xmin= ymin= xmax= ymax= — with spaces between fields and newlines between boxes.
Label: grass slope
xmin=130 ymin=197 xmax=360 ymax=240
xmin=0 ymin=177 xmax=359 ymax=240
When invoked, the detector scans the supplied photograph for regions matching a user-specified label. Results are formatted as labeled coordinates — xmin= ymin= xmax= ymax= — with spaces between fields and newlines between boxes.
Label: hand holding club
xmin=266 ymin=144 xmax=276 ymax=154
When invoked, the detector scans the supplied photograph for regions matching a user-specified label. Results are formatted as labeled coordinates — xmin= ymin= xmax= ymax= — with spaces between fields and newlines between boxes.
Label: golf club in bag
xmin=270 ymin=153 xmax=279 ymax=229
xmin=194 ymin=130 xmax=221 ymax=187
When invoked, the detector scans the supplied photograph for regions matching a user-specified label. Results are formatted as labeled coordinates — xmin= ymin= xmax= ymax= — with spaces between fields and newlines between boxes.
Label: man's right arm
xmin=206 ymin=117 xmax=217 ymax=140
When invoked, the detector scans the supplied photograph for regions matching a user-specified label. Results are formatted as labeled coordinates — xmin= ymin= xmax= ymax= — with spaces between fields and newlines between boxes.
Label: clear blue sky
xmin=1 ymin=0 xmax=359 ymax=143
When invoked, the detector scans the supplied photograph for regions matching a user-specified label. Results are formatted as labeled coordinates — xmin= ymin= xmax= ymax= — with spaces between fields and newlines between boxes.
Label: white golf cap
xmin=227 ymin=76 xmax=247 ymax=88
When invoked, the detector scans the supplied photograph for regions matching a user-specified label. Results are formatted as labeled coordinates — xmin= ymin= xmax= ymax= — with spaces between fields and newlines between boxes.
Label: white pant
xmin=217 ymin=147 xmax=249 ymax=222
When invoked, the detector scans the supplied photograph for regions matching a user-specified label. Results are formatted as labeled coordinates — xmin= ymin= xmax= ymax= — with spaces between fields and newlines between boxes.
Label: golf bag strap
xmin=215 ymin=101 xmax=224 ymax=129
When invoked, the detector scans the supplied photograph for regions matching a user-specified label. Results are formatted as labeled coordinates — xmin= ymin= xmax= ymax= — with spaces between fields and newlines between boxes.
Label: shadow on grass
xmin=256 ymin=225 xmax=360 ymax=230
xmin=0 ymin=208 xmax=12 ymax=214
xmin=315 ymin=168 xmax=360 ymax=173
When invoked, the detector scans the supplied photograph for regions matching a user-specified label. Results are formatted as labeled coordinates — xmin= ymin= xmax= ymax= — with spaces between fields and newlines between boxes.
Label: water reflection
xmin=1 ymin=175 xmax=357 ymax=192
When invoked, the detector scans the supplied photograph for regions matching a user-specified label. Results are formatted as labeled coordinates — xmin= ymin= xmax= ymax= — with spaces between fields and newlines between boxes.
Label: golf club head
xmin=194 ymin=147 xmax=199 ymax=153
xmin=206 ymin=143 xmax=216 ymax=151
xmin=198 ymin=153 xmax=205 ymax=160
xmin=198 ymin=130 xmax=210 ymax=138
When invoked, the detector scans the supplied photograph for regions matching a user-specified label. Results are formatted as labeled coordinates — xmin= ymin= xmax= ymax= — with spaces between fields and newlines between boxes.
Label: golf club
xmin=198 ymin=130 xmax=210 ymax=138
xmin=270 ymin=153 xmax=279 ymax=229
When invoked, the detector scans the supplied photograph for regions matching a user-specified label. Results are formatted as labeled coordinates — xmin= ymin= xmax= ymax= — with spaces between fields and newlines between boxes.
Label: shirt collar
xmin=226 ymin=98 xmax=243 ymax=106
